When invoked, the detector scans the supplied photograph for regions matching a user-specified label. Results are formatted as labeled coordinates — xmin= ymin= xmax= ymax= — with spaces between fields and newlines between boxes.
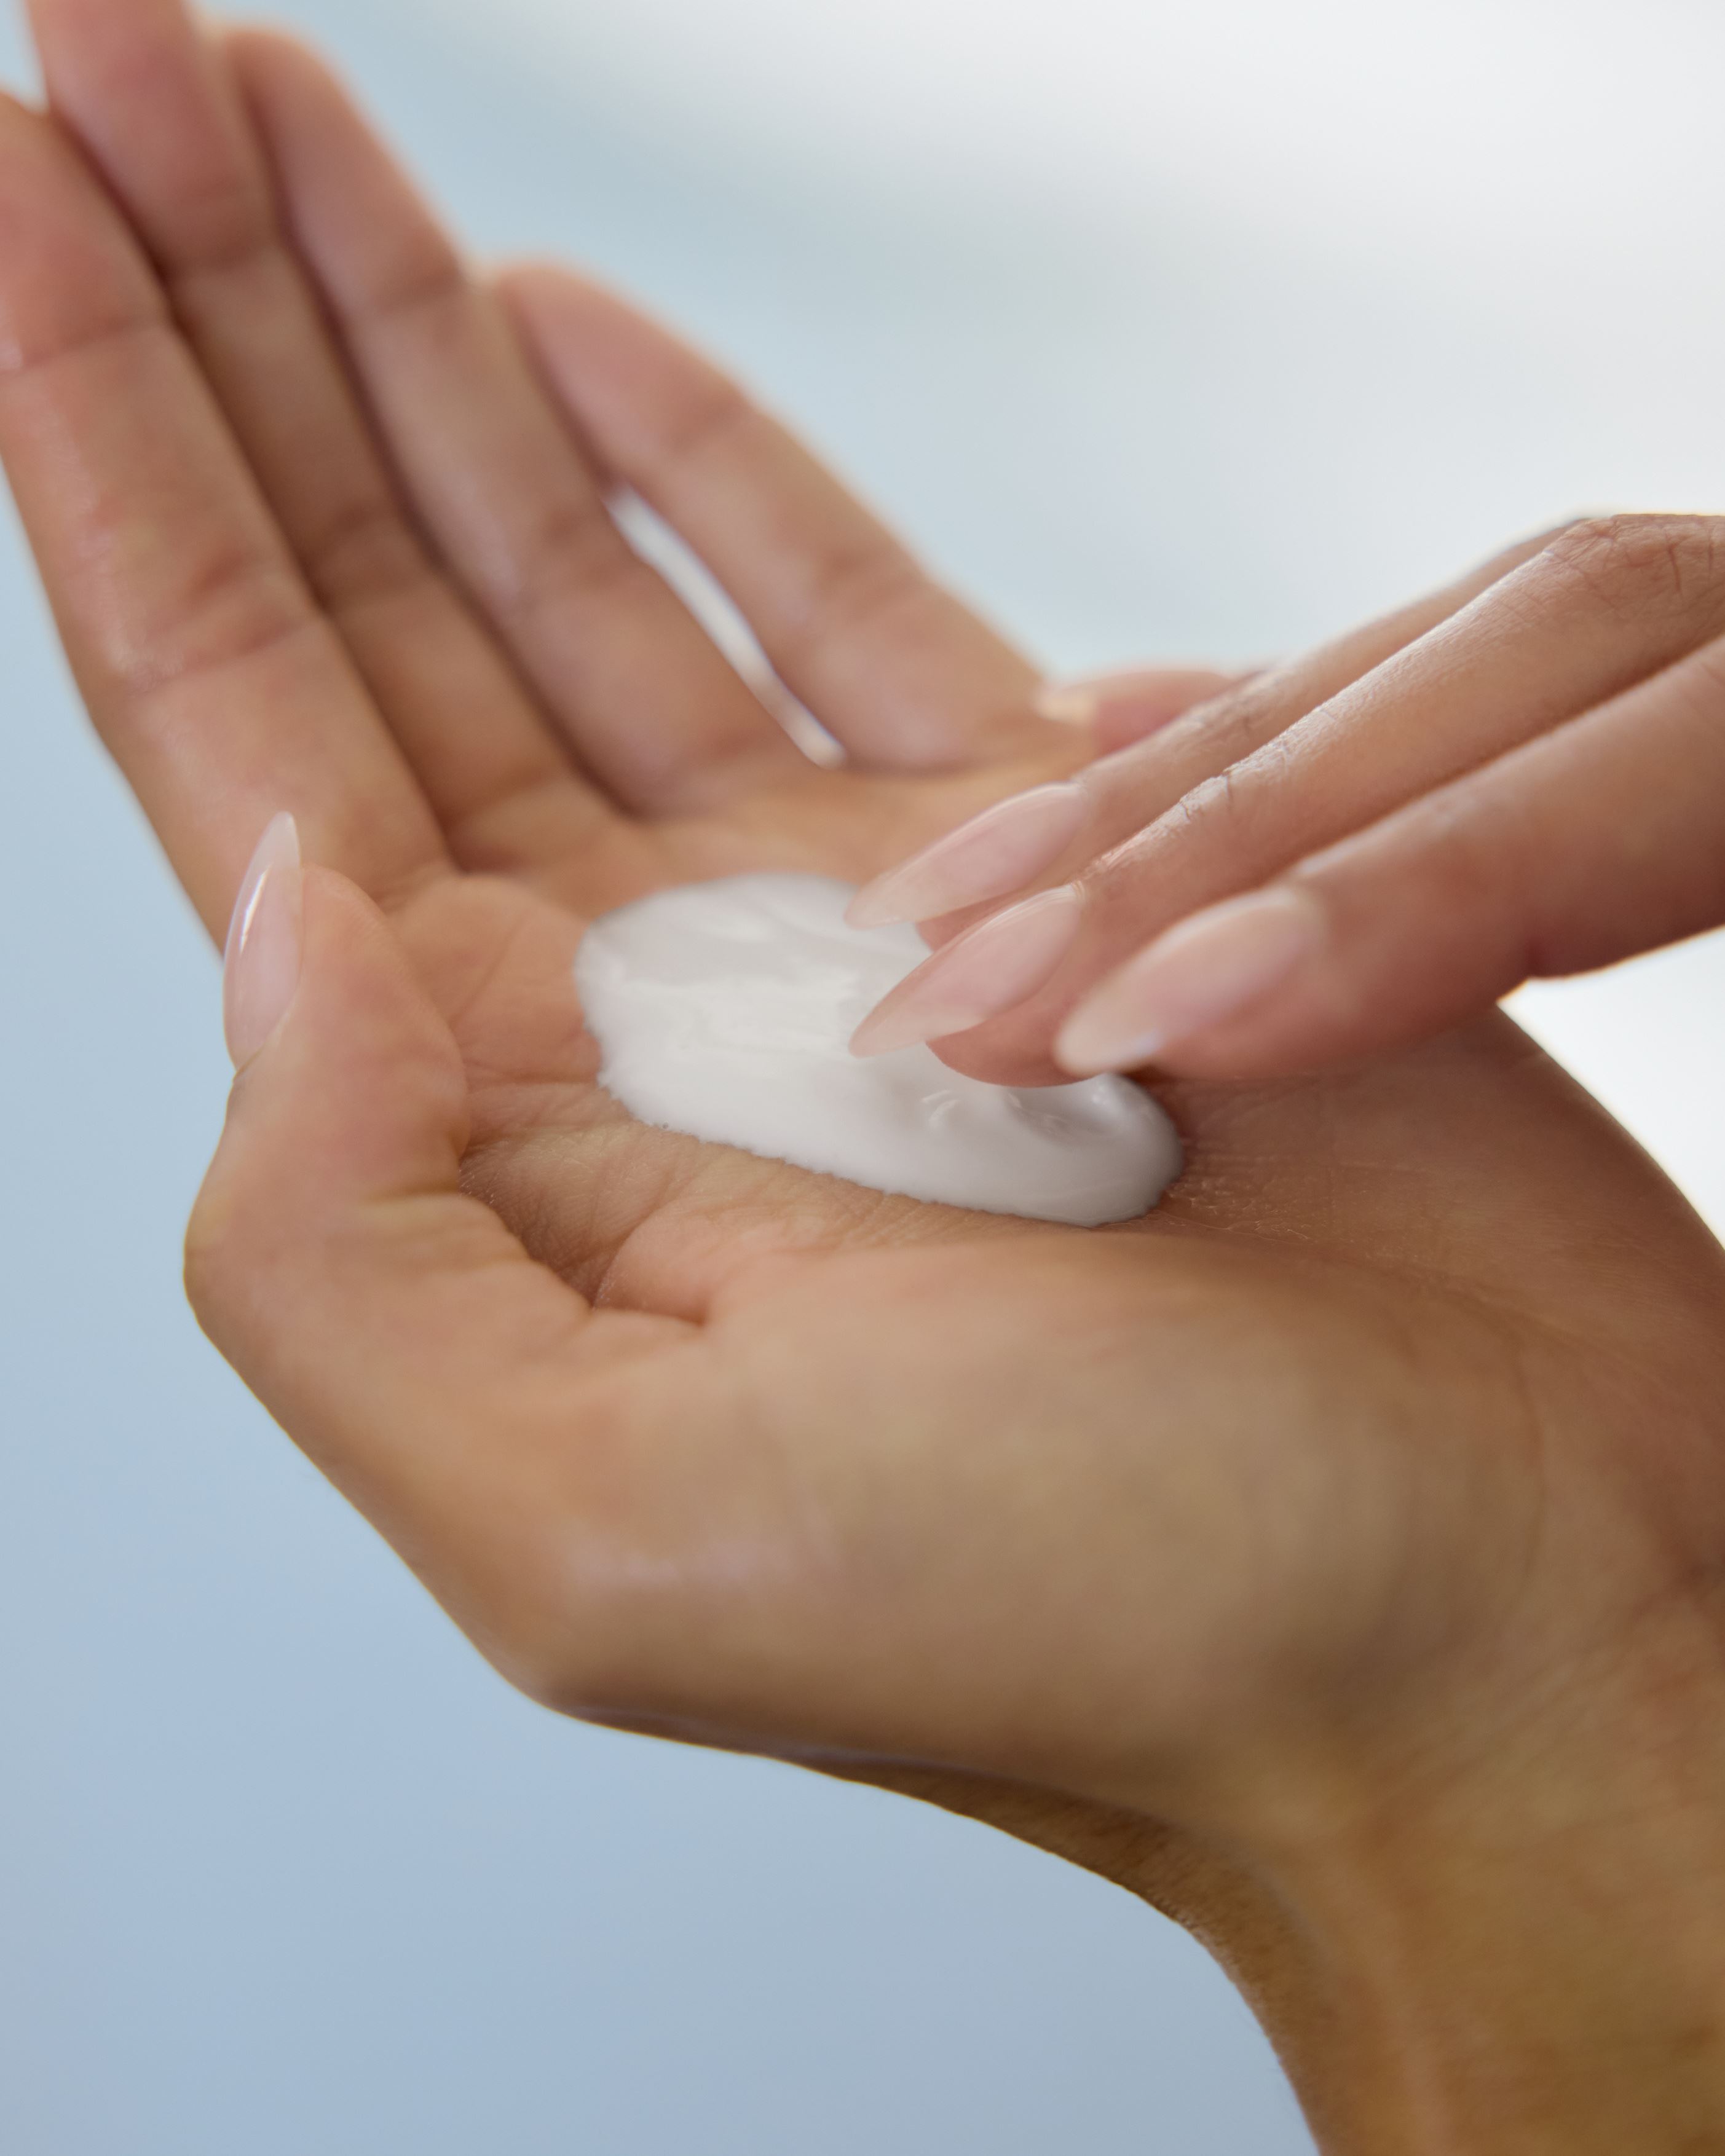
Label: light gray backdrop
xmin=4 ymin=1 xmax=1723 ymax=2149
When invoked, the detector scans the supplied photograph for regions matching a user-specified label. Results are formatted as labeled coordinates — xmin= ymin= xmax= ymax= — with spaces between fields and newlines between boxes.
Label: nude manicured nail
xmin=845 ymin=783 xmax=1089 ymax=930
xmin=223 ymin=812 xmax=303 ymax=1068
xmin=1055 ymin=887 xmax=1325 ymax=1076
xmin=850 ymin=885 xmax=1084 ymax=1058
xmin=1035 ymin=683 xmax=1100 ymax=726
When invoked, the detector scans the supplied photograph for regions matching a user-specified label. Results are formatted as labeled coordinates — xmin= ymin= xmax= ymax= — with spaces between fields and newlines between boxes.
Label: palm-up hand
xmin=8 ymin=3 xmax=1725 ymax=2143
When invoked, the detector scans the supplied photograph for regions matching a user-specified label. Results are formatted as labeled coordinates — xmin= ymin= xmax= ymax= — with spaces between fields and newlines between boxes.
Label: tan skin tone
xmin=5 ymin=2 xmax=1725 ymax=2147
xmin=875 ymin=517 xmax=1725 ymax=1088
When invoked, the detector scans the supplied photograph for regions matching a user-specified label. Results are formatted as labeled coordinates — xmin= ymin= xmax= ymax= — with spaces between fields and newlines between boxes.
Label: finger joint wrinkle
xmin=345 ymin=252 xmax=471 ymax=344
xmin=641 ymin=377 xmax=759 ymax=492
xmin=302 ymin=491 xmax=436 ymax=614
xmin=501 ymin=492 xmax=650 ymax=623
xmin=781 ymin=541 xmax=931 ymax=658
xmin=120 ymin=560 xmax=324 ymax=703
xmin=0 ymin=306 xmax=168 ymax=388
xmin=164 ymin=227 xmax=309 ymax=340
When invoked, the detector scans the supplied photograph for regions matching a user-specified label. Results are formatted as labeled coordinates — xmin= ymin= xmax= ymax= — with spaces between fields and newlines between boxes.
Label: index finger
xmin=1061 ymin=637 xmax=1725 ymax=1082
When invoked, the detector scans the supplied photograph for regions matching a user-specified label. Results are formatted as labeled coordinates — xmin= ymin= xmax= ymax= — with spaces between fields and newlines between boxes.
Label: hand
xmin=848 ymin=517 xmax=1725 ymax=1085
xmin=7 ymin=5 xmax=1725 ymax=2147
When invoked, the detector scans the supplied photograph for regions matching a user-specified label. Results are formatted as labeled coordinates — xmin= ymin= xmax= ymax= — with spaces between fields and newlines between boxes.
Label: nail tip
xmin=848 ymin=782 xmax=1090 ymax=932
xmin=223 ymin=809 xmax=306 ymax=1071
xmin=843 ymin=891 xmax=904 ymax=932
xmin=847 ymin=1021 xmax=906 ymax=1060
xmin=252 ymin=809 xmax=303 ymax=883
xmin=1035 ymin=687 xmax=1098 ymax=726
xmin=1051 ymin=1030 xmax=1101 ymax=1079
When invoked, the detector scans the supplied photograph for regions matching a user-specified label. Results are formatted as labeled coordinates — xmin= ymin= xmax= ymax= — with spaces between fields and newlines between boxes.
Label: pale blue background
xmin=4 ymin=2 xmax=1723 ymax=2149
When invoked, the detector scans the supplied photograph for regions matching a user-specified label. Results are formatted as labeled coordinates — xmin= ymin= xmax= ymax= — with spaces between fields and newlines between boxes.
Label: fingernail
xmin=845 ymin=782 xmax=1089 ymax=930
xmin=851 ymin=885 xmax=1084 ymax=1057
xmin=1037 ymin=669 xmax=1238 ymax=749
xmin=1035 ymin=683 xmax=1100 ymax=726
xmin=1055 ymin=887 xmax=1325 ymax=1076
xmin=223 ymin=812 xmax=303 ymax=1068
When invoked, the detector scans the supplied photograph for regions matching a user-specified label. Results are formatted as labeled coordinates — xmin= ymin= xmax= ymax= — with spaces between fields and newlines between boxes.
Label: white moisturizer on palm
xmin=575 ymin=875 xmax=1180 ymax=1226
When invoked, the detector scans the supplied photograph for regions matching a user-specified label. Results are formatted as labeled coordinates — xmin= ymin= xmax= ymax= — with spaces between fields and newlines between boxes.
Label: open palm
xmin=7 ymin=4 xmax=1725 ymax=2122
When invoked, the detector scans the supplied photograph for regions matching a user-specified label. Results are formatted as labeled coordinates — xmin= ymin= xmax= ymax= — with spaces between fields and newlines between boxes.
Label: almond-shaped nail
xmin=1037 ymin=669 xmax=1239 ymax=747
xmin=850 ymin=885 xmax=1084 ymax=1058
xmin=1054 ymin=887 xmax=1325 ymax=1076
xmin=223 ymin=812 xmax=303 ymax=1068
xmin=845 ymin=783 xmax=1089 ymax=931
xmin=1035 ymin=683 xmax=1102 ymax=726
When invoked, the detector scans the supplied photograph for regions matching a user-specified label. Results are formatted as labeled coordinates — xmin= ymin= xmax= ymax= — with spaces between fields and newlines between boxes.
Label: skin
xmin=4 ymin=2 xmax=1725 ymax=2147
xmin=874 ymin=519 xmax=1725 ymax=1087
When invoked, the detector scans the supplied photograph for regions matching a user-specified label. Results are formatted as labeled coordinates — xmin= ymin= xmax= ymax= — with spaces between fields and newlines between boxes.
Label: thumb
xmin=186 ymin=817 xmax=676 ymax=1701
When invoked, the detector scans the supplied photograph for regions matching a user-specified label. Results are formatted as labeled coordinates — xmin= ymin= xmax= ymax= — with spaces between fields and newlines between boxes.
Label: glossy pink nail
xmin=845 ymin=782 xmax=1089 ymax=930
xmin=1055 ymin=887 xmax=1325 ymax=1076
xmin=850 ymin=885 xmax=1084 ymax=1058
xmin=223 ymin=812 xmax=303 ymax=1068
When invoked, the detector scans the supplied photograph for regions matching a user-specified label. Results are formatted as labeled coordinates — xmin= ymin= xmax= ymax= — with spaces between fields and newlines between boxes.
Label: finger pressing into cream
xmin=846 ymin=783 xmax=1089 ymax=930
xmin=913 ymin=517 xmax=1725 ymax=1092
xmin=1055 ymin=889 xmax=1326 ymax=1077
xmin=1057 ymin=631 xmax=1725 ymax=1082
xmin=850 ymin=885 xmax=1084 ymax=1058
xmin=843 ymin=524 xmax=1569 ymax=943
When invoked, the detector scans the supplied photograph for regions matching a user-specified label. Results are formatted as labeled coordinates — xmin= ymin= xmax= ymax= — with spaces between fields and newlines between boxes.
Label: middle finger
xmin=226 ymin=25 xmax=805 ymax=814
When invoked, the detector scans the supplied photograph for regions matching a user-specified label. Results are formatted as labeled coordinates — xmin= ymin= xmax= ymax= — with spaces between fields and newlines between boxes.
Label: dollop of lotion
xmin=575 ymin=875 xmax=1180 ymax=1227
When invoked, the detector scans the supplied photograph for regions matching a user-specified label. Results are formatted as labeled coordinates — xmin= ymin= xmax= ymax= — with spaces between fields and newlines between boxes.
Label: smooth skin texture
xmin=853 ymin=517 xmax=1725 ymax=1084
xmin=6 ymin=4 xmax=1725 ymax=2149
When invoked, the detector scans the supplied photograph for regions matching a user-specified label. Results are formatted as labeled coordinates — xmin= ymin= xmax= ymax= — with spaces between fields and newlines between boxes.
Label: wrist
xmin=1239 ymin=1600 xmax=1725 ymax=2152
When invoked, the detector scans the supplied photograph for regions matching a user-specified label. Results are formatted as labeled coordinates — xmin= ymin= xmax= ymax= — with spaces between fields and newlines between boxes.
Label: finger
xmin=1057 ymin=635 xmax=1725 ymax=1079
xmin=497 ymin=264 xmax=1045 ymax=770
xmin=226 ymin=30 xmax=800 ymax=813
xmin=0 ymin=91 xmax=444 ymax=929
xmin=851 ymin=527 xmax=1566 ymax=935
xmin=1038 ymin=666 xmax=1255 ymax=753
xmin=901 ymin=516 xmax=1725 ymax=1085
xmin=24 ymin=0 xmax=611 ymax=865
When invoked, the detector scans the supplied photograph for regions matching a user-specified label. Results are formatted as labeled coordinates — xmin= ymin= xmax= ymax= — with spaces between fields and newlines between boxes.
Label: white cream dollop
xmin=575 ymin=875 xmax=1180 ymax=1227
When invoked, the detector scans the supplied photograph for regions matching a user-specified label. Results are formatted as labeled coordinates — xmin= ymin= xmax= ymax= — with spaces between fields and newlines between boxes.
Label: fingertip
xmin=847 ymin=782 xmax=1089 ymax=932
xmin=491 ymin=258 xmax=567 ymax=308
xmin=1054 ymin=888 xmax=1327 ymax=1080
xmin=1035 ymin=682 xmax=1100 ymax=728
xmin=222 ymin=19 xmax=336 ymax=86
xmin=847 ymin=884 xmax=1085 ymax=1060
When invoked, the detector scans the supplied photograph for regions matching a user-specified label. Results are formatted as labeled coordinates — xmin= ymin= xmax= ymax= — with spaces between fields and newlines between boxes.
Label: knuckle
xmin=1173 ymin=765 xmax=1242 ymax=840
xmin=650 ymin=374 xmax=757 ymax=482
xmin=507 ymin=492 xmax=645 ymax=622
xmin=1543 ymin=513 xmax=1725 ymax=623
xmin=303 ymin=492 xmax=432 ymax=613
xmin=129 ymin=548 xmax=315 ymax=704
xmin=1172 ymin=731 xmax=1290 ymax=846
xmin=1183 ymin=675 xmax=1285 ymax=768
